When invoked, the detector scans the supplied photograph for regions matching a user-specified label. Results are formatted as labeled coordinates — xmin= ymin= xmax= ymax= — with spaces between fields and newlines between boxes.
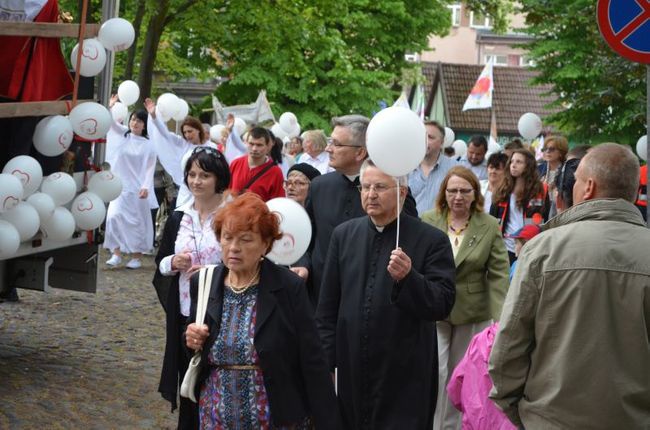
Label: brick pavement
xmin=0 ymin=251 xmax=177 ymax=429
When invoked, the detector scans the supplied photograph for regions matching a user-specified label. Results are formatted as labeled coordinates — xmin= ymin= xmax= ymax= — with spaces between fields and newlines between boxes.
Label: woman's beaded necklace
xmin=227 ymin=265 xmax=261 ymax=294
xmin=447 ymin=212 xmax=470 ymax=247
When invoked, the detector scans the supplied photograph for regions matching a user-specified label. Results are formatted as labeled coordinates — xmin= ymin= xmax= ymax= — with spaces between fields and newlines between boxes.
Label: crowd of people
xmin=102 ymin=98 xmax=649 ymax=429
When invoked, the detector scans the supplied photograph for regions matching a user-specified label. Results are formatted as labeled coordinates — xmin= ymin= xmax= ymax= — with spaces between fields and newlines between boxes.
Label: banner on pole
xmin=212 ymin=90 xmax=275 ymax=125
xmin=462 ymin=58 xmax=494 ymax=111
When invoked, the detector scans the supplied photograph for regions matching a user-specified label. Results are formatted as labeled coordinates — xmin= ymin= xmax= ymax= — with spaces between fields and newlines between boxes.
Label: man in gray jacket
xmin=489 ymin=143 xmax=650 ymax=429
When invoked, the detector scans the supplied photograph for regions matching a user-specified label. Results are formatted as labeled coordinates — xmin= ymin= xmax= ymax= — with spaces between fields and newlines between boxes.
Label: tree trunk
xmin=123 ymin=1 xmax=146 ymax=81
xmin=137 ymin=0 xmax=170 ymax=102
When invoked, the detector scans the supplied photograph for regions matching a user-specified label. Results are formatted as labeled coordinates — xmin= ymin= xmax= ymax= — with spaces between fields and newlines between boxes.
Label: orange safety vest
xmin=637 ymin=165 xmax=647 ymax=207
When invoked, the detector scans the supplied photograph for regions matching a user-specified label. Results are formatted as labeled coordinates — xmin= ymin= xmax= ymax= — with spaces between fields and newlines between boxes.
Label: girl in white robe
xmin=104 ymin=101 xmax=157 ymax=269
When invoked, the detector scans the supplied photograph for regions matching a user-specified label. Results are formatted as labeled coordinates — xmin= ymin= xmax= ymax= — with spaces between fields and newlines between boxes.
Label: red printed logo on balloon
xmin=79 ymin=118 xmax=98 ymax=136
xmin=82 ymin=45 xmax=99 ymax=60
xmin=76 ymin=197 xmax=94 ymax=212
xmin=58 ymin=130 xmax=72 ymax=149
xmin=11 ymin=169 xmax=30 ymax=185
xmin=102 ymin=172 xmax=114 ymax=181
xmin=274 ymin=233 xmax=296 ymax=257
xmin=49 ymin=172 xmax=62 ymax=181
xmin=3 ymin=195 xmax=19 ymax=211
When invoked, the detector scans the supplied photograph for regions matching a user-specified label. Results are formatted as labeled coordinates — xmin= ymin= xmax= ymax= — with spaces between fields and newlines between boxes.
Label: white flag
xmin=462 ymin=58 xmax=494 ymax=111
xmin=212 ymin=90 xmax=275 ymax=125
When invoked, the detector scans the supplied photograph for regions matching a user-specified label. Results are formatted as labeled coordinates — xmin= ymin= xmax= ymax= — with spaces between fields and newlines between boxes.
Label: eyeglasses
xmin=192 ymin=146 xmax=221 ymax=157
xmin=357 ymin=183 xmax=399 ymax=194
xmin=284 ymin=180 xmax=309 ymax=187
xmin=541 ymin=147 xmax=557 ymax=153
xmin=327 ymin=138 xmax=361 ymax=148
xmin=445 ymin=188 xmax=474 ymax=196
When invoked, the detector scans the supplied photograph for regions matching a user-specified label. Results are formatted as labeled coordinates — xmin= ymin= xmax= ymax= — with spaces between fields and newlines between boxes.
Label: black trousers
xmin=177 ymin=315 xmax=199 ymax=430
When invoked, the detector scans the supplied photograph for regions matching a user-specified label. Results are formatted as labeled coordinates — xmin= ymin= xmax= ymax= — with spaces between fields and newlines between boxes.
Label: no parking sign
xmin=597 ymin=0 xmax=650 ymax=63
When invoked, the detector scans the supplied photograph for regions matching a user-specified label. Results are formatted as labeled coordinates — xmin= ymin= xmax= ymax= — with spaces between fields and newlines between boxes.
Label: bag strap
xmin=195 ymin=265 xmax=215 ymax=326
xmin=242 ymin=162 xmax=275 ymax=192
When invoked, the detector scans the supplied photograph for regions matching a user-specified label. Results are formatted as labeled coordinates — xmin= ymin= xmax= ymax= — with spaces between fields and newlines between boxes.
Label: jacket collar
xmin=542 ymin=198 xmax=645 ymax=231
xmin=454 ymin=212 xmax=489 ymax=267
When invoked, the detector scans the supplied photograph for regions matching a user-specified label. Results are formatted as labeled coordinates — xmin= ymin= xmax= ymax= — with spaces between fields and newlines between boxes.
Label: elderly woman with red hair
xmin=184 ymin=193 xmax=338 ymax=429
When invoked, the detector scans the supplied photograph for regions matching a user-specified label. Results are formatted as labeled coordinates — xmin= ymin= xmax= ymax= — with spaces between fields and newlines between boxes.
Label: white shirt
xmin=297 ymin=151 xmax=333 ymax=175
xmin=504 ymin=193 xmax=524 ymax=253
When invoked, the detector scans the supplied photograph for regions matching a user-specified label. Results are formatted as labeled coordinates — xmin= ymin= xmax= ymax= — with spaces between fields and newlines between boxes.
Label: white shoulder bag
xmin=180 ymin=265 xmax=215 ymax=402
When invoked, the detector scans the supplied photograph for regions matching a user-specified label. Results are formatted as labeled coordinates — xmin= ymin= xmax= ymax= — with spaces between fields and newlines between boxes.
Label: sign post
xmin=597 ymin=0 xmax=650 ymax=226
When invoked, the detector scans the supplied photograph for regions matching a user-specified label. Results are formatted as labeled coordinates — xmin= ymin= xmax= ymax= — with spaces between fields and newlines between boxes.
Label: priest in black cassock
xmin=316 ymin=159 xmax=456 ymax=430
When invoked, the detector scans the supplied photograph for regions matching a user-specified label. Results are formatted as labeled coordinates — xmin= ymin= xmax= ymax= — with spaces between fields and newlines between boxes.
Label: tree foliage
xmin=520 ymin=0 xmax=647 ymax=144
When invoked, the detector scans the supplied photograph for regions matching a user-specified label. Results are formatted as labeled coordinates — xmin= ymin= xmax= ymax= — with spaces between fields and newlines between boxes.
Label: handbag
xmin=180 ymin=265 xmax=215 ymax=402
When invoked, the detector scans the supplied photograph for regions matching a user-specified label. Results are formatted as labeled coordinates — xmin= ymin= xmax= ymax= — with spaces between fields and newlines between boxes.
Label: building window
xmin=485 ymin=54 xmax=508 ymax=66
xmin=520 ymin=56 xmax=536 ymax=67
xmin=448 ymin=3 xmax=462 ymax=27
xmin=470 ymin=11 xmax=492 ymax=29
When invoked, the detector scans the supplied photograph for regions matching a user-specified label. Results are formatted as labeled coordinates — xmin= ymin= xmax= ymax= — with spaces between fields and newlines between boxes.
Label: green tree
xmin=520 ymin=0 xmax=647 ymax=144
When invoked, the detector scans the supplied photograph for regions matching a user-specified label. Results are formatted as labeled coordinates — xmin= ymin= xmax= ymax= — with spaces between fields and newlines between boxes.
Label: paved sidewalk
xmin=0 ymin=251 xmax=177 ymax=429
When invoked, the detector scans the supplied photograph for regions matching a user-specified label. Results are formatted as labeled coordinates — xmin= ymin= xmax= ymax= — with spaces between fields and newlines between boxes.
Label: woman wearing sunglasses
xmin=538 ymin=135 xmax=569 ymax=218
xmin=153 ymin=146 xmax=231 ymax=429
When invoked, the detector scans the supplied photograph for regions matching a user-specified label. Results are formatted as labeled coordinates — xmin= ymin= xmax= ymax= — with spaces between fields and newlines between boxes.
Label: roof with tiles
xmin=421 ymin=62 xmax=559 ymax=134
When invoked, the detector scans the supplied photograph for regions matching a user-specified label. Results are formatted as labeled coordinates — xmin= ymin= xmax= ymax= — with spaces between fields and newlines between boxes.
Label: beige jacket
xmin=489 ymin=198 xmax=650 ymax=429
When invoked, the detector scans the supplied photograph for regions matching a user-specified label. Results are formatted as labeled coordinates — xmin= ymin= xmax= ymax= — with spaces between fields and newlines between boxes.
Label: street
xmin=0 ymin=250 xmax=176 ymax=429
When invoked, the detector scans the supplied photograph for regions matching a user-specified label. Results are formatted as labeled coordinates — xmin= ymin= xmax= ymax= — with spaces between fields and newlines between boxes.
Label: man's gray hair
xmin=580 ymin=143 xmax=639 ymax=202
xmin=331 ymin=115 xmax=370 ymax=147
xmin=359 ymin=159 xmax=408 ymax=187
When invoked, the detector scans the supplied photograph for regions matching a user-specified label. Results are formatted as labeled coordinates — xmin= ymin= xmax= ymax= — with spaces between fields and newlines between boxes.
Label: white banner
xmin=212 ymin=90 xmax=275 ymax=125
xmin=462 ymin=58 xmax=494 ymax=111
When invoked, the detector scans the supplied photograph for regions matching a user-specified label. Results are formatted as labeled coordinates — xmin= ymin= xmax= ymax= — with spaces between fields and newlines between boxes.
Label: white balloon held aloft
xmin=71 ymin=192 xmax=106 ymax=230
xmin=41 ymin=172 xmax=77 ymax=206
xmin=279 ymin=112 xmax=298 ymax=132
xmin=518 ymin=112 xmax=543 ymax=140
xmin=156 ymin=93 xmax=181 ymax=122
xmin=0 ymin=220 xmax=20 ymax=258
xmin=488 ymin=139 xmax=501 ymax=154
xmin=69 ymin=102 xmax=112 ymax=140
xmin=33 ymin=115 xmax=74 ymax=157
xmin=636 ymin=135 xmax=647 ymax=161
xmin=265 ymin=198 xmax=312 ymax=266
xmin=0 ymin=173 xmax=24 ymax=213
xmin=173 ymin=99 xmax=190 ymax=122
xmin=443 ymin=127 xmax=455 ymax=148
xmin=117 ymin=80 xmax=139 ymax=106
xmin=98 ymin=17 xmax=135 ymax=52
xmin=452 ymin=140 xmax=468 ymax=158
xmin=88 ymin=170 xmax=123 ymax=203
xmin=27 ymin=192 xmax=56 ymax=223
xmin=111 ymin=102 xmax=129 ymax=124
xmin=271 ymin=123 xmax=288 ymax=140
xmin=2 ymin=155 xmax=43 ymax=197
xmin=1 ymin=202 xmax=40 ymax=242
xmin=70 ymin=38 xmax=107 ymax=77
xmin=210 ymin=124 xmax=226 ymax=142
xmin=286 ymin=122 xmax=301 ymax=139
xmin=233 ymin=117 xmax=247 ymax=138
xmin=366 ymin=107 xmax=426 ymax=177
xmin=41 ymin=207 xmax=75 ymax=241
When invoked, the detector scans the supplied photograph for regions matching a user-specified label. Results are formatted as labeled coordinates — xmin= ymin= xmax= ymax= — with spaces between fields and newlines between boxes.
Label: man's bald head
xmin=573 ymin=143 xmax=639 ymax=205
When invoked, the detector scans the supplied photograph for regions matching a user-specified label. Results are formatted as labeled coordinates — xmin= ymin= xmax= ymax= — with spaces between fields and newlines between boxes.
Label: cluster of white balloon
xmin=209 ymin=118 xmax=247 ymax=142
xmin=110 ymin=80 xmax=140 ymax=122
xmin=270 ymin=112 xmax=301 ymax=140
xmin=0 ymin=157 xmax=122 ymax=258
xmin=154 ymin=93 xmax=190 ymax=123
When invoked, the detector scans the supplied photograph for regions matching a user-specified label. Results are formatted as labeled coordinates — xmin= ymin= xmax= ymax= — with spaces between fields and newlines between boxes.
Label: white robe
xmin=103 ymin=122 xmax=157 ymax=253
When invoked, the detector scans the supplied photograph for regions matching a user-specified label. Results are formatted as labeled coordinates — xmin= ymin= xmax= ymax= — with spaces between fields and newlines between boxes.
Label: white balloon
xmin=265 ymin=198 xmax=312 ymax=265
xmin=366 ymin=107 xmax=426 ymax=177
xmin=71 ymin=192 xmax=106 ymax=231
xmin=1 ymin=202 xmax=40 ymax=242
xmin=173 ymin=99 xmax=189 ymax=121
xmin=41 ymin=172 xmax=77 ymax=206
xmin=98 ymin=17 xmax=135 ymax=52
xmin=488 ymin=140 xmax=501 ymax=154
xmin=70 ymin=38 xmax=107 ymax=77
xmin=111 ymin=102 xmax=129 ymax=124
xmin=0 ymin=220 xmax=20 ymax=258
xmin=69 ymin=102 xmax=112 ymax=140
xmin=452 ymin=140 xmax=468 ymax=158
xmin=286 ymin=122 xmax=301 ymax=138
xmin=518 ymin=112 xmax=543 ymax=140
xmin=27 ymin=192 xmax=56 ymax=223
xmin=41 ymin=207 xmax=75 ymax=241
xmin=156 ymin=93 xmax=181 ymax=122
xmin=88 ymin=170 xmax=123 ymax=202
xmin=234 ymin=117 xmax=247 ymax=137
xmin=271 ymin=123 xmax=288 ymax=140
xmin=443 ymin=127 xmax=455 ymax=148
xmin=0 ymin=174 xmax=24 ymax=213
xmin=117 ymin=80 xmax=140 ymax=106
xmin=636 ymin=135 xmax=648 ymax=161
xmin=33 ymin=115 xmax=74 ymax=157
xmin=210 ymin=124 xmax=226 ymax=141
xmin=2 ymin=155 xmax=43 ymax=197
xmin=279 ymin=112 xmax=298 ymax=132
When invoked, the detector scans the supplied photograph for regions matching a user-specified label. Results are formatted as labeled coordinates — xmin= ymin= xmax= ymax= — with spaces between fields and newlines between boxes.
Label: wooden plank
xmin=0 ymin=100 xmax=96 ymax=118
xmin=0 ymin=22 xmax=100 ymax=38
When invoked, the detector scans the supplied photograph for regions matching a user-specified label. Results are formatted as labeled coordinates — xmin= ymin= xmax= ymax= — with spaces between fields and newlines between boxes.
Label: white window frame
xmin=448 ymin=3 xmax=462 ymax=27
xmin=470 ymin=11 xmax=492 ymax=29
xmin=485 ymin=54 xmax=508 ymax=66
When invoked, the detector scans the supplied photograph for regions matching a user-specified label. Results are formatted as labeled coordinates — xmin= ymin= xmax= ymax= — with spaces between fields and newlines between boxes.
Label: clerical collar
xmin=344 ymin=173 xmax=359 ymax=182
xmin=374 ymin=224 xmax=385 ymax=232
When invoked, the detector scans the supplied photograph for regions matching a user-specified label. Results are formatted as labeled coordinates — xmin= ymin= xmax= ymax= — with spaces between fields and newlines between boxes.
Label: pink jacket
xmin=446 ymin=323 xmax=516 ymax=430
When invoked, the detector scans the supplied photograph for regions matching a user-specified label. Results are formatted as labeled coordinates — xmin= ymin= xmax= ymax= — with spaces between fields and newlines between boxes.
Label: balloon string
xmin=395 ymin=177 xmax=400 ymax=250
xmin=72 ymin=0 xmax=90 ymax=108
